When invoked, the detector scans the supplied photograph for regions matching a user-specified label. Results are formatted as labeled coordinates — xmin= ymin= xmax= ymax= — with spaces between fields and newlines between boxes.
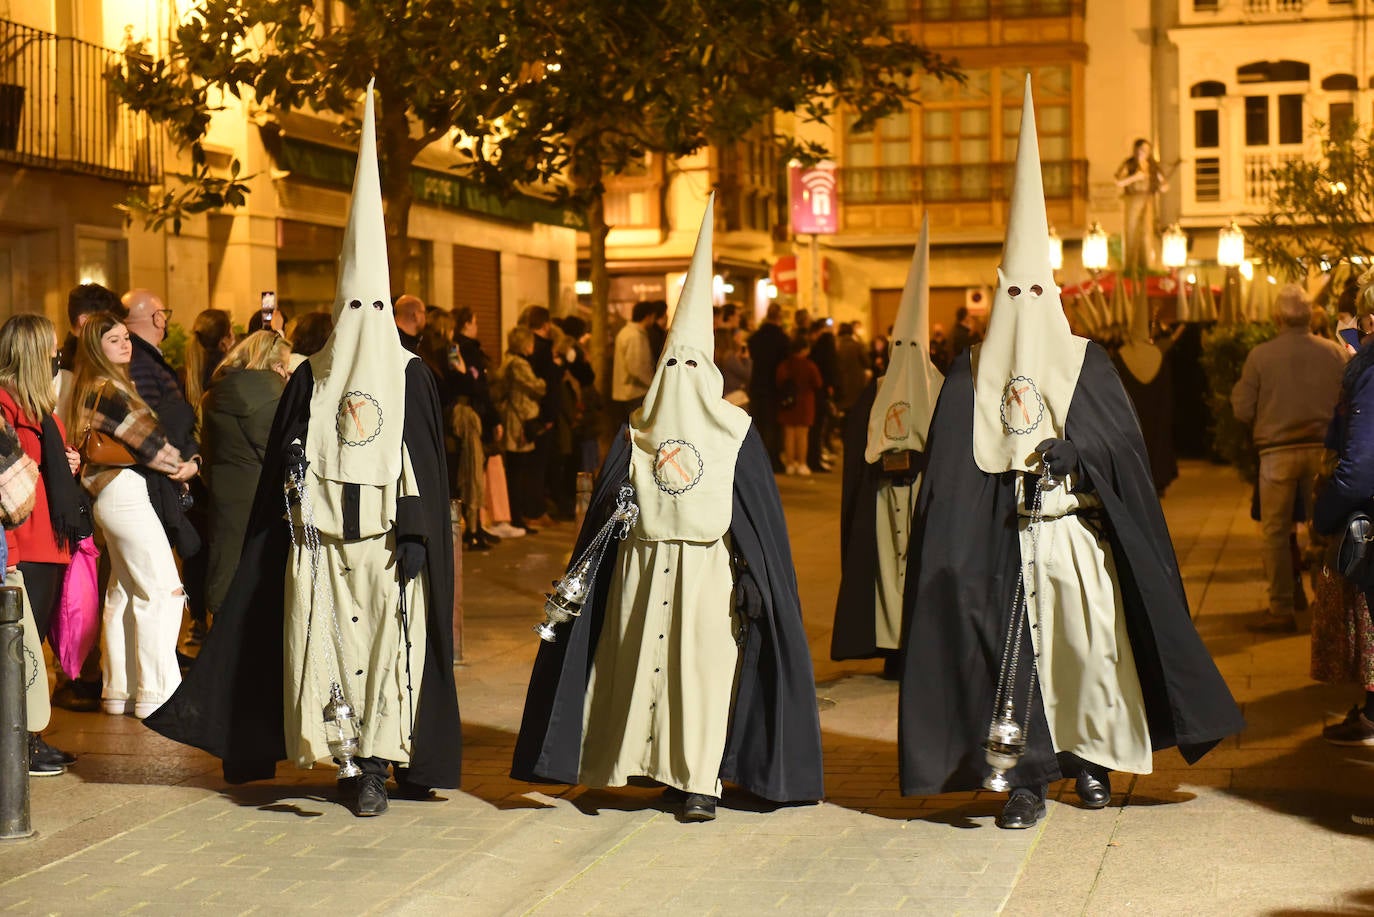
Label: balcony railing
xmin=888 ymin=0 xmax=1083 ymax=21
xmin=838 ymin=160 xmax=1088 ymax=205
xmin=1243 ymin=151 xmax=1301 ymax=207
xmin=0 ymin=18 xmax=160 ymax=183
xmin=1242 ymin=0 xmax=1305 ymax=13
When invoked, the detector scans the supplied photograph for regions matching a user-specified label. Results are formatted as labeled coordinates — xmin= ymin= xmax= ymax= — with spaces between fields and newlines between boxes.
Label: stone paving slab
xmin=1 ymin=460 xmax=1372 ymax=916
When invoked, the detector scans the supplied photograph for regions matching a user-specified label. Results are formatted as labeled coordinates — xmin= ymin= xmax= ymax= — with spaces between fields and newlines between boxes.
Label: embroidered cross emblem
xmin=656 ymin=445 xmax=692 ymax=483
xmin=999 ymin=376 xmax=1043 ymax=436
xmin=345 ymin=398 xmax=369 ymax=437
xmin=651 ymin=439 xmax=703 ymax=496
xmin=883 ymin=401 xmax=911 ymax=441
xmin=336 ymin=391 xmax=383 ymax=446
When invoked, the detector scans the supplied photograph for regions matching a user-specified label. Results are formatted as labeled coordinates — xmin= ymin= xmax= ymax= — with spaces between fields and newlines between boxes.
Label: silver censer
xmin=982 ymin=700 xmax=1026 ymax=792
xmin=534 ymin=484 xmax=638 ymax=643
xmin=323 ymin=681 xmax=362 ymax=779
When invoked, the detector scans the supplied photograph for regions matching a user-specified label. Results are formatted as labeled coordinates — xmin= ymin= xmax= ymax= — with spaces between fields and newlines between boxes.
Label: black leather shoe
xmin=1075 ymin=768 xmax=1111 ymax=809
xmin=390 ymin=767 xmax=436 ymax=801
xmin=30 ymin=733 xmax=76 ymax=767
xmin=995 ymin=789 xmax=1046 ymax=829
xmin=463 ymin=534 xmax=492 ymax=552
xmin=681 ymin=793 xmax=717 ymax=822
xmin=341 ymin=774 xmax=389 ymax=817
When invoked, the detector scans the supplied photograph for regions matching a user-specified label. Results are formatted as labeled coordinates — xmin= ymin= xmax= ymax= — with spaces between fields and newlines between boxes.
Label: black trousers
xmin=18 ymin=560 xmax=64 ymax=640
xmin=504 ymin=450 xmax=539 ymax=527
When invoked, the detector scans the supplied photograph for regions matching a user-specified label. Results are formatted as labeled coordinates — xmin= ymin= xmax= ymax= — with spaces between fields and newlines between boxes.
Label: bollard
xmin=0 ymin=586 xmax=31 ymax=840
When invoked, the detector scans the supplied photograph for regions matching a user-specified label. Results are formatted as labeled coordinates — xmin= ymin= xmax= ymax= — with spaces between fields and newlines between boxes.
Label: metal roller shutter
xmin=453 ymin=244 xmax=502 ymax=359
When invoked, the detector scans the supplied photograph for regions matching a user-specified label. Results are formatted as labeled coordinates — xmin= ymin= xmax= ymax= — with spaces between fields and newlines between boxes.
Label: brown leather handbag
xmin=78 ymin=383 xmax=136 ymax=468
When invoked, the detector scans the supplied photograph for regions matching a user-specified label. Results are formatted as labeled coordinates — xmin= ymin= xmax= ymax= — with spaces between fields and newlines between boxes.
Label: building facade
xmin=1 ymin=1 xmax=580 ymax=363
xmin=1167 ymin=0 xmax=1374 ymax=264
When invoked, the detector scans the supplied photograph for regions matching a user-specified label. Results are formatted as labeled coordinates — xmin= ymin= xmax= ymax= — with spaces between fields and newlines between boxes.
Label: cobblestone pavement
xmin=0 ymin=461 xmax=1371 ymax=915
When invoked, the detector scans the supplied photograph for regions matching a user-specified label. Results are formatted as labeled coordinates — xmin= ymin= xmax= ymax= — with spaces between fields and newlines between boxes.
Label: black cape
xmin=511 ymin=426 xmax=824 ymax=802
xmin=831 ymin=381 xmax=885 ymax=660
xmin=144 ymin=360 xmax=462 ymax=789
xmin=898 ymin=344 xmax=1243 ymax=795
xmin=1116 ymin=351 xmax=1179 ymax=494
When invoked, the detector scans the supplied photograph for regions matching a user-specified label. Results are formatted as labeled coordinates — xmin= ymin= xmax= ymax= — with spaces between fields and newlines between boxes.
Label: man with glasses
xmin=122 ymin=290 xmax=186 ymax=419
xmin=121 ymin=289 xmax=205 ymax=651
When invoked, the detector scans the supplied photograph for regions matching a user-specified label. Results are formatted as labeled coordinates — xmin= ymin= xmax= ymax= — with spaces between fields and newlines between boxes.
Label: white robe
xmin=1017 ymin=473 xmax=1153 ymax=775
xmin=874 ymin=477 xmax=918 ymax=650
xmin=580 ymin=534 xmax=742 ymax=796
xmin=283 ymin=447 xmax=428 ymax=769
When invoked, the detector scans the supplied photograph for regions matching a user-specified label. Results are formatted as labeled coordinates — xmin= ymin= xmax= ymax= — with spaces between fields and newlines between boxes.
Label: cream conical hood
xmin=629 ymin=193 xmax=751 ymax=542
xmin=971 ymin=76 xmax=1088 ymax=475
xmin=306 ymin=79 xmax=415 ymax=486
xmin=866 ymin=214 xmax=944 ymax=462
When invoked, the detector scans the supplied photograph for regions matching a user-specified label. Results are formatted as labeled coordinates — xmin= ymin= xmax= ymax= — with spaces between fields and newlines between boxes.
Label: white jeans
xmin=93 ymin=470 xmax=183 ymax=712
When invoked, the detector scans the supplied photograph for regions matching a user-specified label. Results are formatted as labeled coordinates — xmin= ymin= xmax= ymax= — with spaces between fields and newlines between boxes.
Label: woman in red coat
xmin=775 ymin=337 xmax=823 ymax=475
xmin=0 ymin=313 xmax=89 ymax=773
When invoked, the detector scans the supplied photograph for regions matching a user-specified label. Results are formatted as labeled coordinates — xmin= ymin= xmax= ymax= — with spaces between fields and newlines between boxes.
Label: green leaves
xmin=1250 ymin=119 xmax=1374 ymax=280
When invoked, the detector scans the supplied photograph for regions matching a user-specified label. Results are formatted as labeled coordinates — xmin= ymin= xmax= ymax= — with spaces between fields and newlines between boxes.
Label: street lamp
xmin=1217 ymin=221 xmax=1246 ymax=323
xmin=1161 ymin=223 xmax=1188 ymax=322
xmin=1080 ymin=222 xmax=1111 ymax=331
xmin=1047 ymin=226 xmax=1064 ymax=271
xmin=1082 ymin=221 xmax=1109 ymax=272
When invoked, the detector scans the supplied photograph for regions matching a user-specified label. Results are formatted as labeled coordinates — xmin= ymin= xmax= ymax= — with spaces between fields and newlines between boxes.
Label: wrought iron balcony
xmin=888 ymin=0 xmax=1084 ymax=21
xmin=838 ymin=160 xmax=1088 ymax=205
xmin=0 ymin=18 xmax=160 ymax=183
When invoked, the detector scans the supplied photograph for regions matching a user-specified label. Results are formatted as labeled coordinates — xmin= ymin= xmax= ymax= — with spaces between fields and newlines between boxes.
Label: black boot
xmin=995 ymin=786 xmax=1046 ymax=829
xmin=1074 ymin=762 xmax=1112 ymax=809
xmin=681 ymin=793 xmax=718 ymax=822
xmin=463 ymin=533 xmax=492 ymax=552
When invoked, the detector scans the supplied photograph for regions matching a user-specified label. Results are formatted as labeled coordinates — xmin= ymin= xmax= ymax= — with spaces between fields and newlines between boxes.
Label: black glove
xmin=283 ymin=440 xmax=308 ymax=471
xmin=1034 ymin=438 xmax=1079 ymax=478
xmin=397 ymin=538 xmax=425 ymax=583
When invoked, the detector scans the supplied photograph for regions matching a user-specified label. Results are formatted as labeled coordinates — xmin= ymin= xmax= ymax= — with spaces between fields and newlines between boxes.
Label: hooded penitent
xmin=866 ymin=214 xmax=944 ymax=464
xmin=512 ymin=193 xmax=824 ymax=804
xmin=306 ymin=80 xmax=415 ymax=487
xmin=972 ymin=77 xmax=1088 ymax=475
xmin=1118 ymin=292 xmax=1164 ymax=385
xmin=628 ymin=193 xmax=751 ymax=541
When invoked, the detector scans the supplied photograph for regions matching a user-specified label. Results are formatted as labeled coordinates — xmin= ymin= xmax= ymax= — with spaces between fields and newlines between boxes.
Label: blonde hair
xmin=0 ymin=313 xmax=58 ymax=421
xmin=507 ymin=325 xmax=533 ymax=355
xmin=212 ymin=331 xmax=290 ymax=383
xmin=68 ymin=311 xmax=142 ymax=435
xmin=185 ymin=308 xmax=232 ymax=407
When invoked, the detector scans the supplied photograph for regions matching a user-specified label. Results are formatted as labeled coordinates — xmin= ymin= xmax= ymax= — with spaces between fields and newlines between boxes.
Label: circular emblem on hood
xmin=337 ymin=391 xmax=383 ymax=446
xmin=652 ymin=439 xmax=703 ymax=496
xmin=999 ymin=376 xmax=1044 ymax=435
xmin=883 ymin=401 xmax=912 ymax=441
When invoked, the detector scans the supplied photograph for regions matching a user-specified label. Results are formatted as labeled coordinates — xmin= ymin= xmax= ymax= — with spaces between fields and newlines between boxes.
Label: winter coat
xmin=200 ymin=368 xmax=284 ymax=613
xmin=776 ymin=354 xmax=823 ymax=428
xmin=1315 ymin=351 xmax=1374 ymax=536
xmin=0 ymin=390 xmax=71 ymax=566
xmin=490 ymin=353 xmax=546 ymax=454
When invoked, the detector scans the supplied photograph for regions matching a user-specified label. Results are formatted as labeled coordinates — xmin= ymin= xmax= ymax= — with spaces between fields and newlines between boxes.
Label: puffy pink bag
xmin=49 ymin=536 xmax=100 ymax=679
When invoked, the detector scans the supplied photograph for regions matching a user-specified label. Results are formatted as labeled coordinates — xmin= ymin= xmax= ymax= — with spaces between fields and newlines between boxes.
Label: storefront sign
xmin=278 ymin=137 xmax=587 ymax=231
